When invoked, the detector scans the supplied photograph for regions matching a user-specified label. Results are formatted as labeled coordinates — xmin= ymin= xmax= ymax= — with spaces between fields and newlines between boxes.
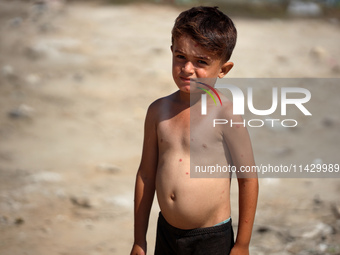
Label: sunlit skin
xmin=131 ymin=35 xmax=258 ymax=255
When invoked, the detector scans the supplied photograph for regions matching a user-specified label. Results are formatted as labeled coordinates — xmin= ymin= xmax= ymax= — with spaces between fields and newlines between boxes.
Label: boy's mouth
xmin=180 ymin=77 xmax=192 ymax=83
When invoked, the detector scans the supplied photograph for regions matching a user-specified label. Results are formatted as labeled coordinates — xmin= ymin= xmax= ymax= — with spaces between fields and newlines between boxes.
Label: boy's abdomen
xmin=155 ymin=157 xmax=231 ymax=230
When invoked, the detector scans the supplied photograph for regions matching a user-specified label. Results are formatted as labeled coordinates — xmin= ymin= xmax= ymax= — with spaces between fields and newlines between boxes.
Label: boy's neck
xmin=178 ymin=90 xmax=201 ymax=106
xmin=178 ymin=90 xmax=190 ymax=104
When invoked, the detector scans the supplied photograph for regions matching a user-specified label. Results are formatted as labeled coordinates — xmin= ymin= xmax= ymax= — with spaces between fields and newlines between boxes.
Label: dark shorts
xmin=154 ymin=212 xmax=234 ymax=255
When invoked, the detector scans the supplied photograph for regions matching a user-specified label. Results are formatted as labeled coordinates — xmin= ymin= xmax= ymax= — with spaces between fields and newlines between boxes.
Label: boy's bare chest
xmin=157 ymin=111 xmax=191 ymax=150
xmin=156 ymin=108 xmax=222 ymax=152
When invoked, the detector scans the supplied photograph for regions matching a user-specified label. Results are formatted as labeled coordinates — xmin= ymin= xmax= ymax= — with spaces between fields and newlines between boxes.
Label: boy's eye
xmin=198 ymin=60 xmax=208 ymax=65
xmin=176 ymin=54 xmax=185 ymax=59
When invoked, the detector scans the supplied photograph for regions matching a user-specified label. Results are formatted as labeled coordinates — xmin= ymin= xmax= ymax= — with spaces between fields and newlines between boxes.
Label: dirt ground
xmin=0 ymin=1 xmax=340 ymax=255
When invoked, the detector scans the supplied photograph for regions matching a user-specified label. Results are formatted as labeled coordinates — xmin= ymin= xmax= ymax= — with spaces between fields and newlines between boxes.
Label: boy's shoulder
xmin=148 ymin=91 xmax=179 ymax=111
xmin=218 ymin=92 xmax=237 ymax=120
xmin=145 ymin=91 xmax=179 ymax=120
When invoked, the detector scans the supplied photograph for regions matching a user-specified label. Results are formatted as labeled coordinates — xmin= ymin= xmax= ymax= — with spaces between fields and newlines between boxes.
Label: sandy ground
xmin=0 ymin=1 xmax=340 ymax=255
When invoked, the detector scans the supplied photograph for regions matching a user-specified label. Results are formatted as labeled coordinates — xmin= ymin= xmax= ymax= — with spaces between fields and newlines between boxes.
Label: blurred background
xmin=0 ymin=0 xmax=340 ymax=254
xmin=107 ymin=0 xmax=340 ymax=19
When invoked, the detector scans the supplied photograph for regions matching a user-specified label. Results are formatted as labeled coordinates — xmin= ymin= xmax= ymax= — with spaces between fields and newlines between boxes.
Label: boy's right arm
xmin=131 ymin=103 xmax=159 ymax=255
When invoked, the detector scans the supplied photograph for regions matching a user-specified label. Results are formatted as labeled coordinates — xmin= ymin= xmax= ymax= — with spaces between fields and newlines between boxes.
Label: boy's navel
xmin=170 ymin=193 xmax=176 ymax=201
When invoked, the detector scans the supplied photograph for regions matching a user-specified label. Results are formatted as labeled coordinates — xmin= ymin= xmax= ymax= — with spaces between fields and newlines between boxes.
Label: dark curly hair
xmin=172 ymin=6 xmax=237 ymax=62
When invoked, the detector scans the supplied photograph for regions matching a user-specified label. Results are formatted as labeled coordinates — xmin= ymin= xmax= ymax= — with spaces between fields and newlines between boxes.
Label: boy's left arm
xmin=223 ymin=113 xmax=258 ymax=255
xmin=231 ymin=177 xmax=258 ymax=255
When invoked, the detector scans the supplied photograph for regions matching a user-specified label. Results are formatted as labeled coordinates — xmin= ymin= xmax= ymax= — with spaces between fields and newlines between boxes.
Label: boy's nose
xmin=182 ymin=61 xmax=194 ymax=75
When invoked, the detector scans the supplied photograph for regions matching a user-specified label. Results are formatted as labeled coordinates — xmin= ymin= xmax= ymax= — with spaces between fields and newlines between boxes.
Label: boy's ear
xmin=218 ymin=62 xmax=234 ymax=78
xmin=170 ymin=45 xmax=173 ymax=52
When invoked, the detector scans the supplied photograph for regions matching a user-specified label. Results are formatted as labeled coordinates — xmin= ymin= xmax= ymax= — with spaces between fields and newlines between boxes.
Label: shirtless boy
xmin=131 ymin=6 xmax=258 ymax=255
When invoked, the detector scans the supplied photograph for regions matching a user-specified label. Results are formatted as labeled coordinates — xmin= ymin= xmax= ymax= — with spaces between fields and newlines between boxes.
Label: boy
xmin=131 ymin=6 xmax=258 ymax=255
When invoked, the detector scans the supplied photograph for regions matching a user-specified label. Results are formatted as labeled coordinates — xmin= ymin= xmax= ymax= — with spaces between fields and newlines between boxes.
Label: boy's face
xmin=171 ymin=35 xmax=233 ymax=93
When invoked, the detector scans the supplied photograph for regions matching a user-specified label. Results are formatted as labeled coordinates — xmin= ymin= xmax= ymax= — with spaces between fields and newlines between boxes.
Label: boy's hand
xmin=130 ymin=242 xmax=146 ymax=255
xmin=230 ymin=243 xmax=249 ymax=255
